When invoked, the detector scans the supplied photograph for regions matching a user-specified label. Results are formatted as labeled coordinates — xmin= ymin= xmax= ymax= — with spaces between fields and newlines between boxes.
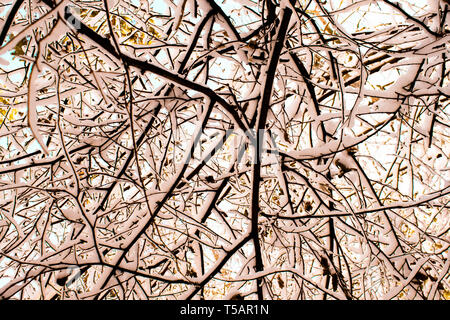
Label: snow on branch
xmin=0 ymin=0 xmax=448 ymax=300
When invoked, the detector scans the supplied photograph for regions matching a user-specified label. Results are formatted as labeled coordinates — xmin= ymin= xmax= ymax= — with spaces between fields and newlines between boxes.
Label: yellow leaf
xmin=0 ymin=97 xmax=9 ymax=105
xmin=8 ymin=108 xmax=18 ymax=121
xmin=12 ymin=37 xmax=28 ymax=56
xmin=444 ymin=290 xmax=450 ymax=300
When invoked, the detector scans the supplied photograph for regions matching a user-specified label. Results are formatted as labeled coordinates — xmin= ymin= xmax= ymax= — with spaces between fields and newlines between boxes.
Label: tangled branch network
xmin=0 ymin=0 xmax=448 ymax=300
